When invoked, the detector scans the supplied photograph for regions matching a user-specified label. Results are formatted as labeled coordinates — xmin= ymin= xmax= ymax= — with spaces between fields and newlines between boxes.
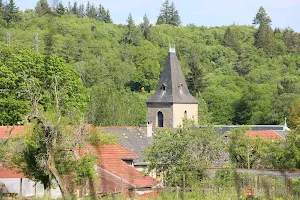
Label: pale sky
xmin=15 ymin=0 xmax=300 ymax=32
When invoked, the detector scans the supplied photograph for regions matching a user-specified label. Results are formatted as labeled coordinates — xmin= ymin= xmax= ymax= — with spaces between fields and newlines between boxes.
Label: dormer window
xmin=161 ymin=83 xmax=166 ymax=91
xmin=178 ymin=83 xmax=183 ymax=91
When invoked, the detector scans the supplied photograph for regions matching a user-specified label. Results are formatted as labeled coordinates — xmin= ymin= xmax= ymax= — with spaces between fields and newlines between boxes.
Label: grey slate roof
xmin=102 ymin=125 xmax=288 ymax=165
xmin=102 ymin=127 xmax=153 ymax=163
xmin=147 ymin=52 xmax=198 ymax=104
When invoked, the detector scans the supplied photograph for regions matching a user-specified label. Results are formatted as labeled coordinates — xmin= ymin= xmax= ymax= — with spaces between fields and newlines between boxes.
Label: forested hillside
xmin=1 ymin=0 xmax=300 ymax=126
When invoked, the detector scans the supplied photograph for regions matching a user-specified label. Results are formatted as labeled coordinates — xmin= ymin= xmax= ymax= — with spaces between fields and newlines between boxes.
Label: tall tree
xmin=86 ymin=3 xmax=97 ymax=19
xmin=2 ymin=0 xmax=19 ymax=23
xmin=169 ymin=1 xmax=181 ymax=26
xmin=253 ymin=6 xmax=272 ymax=27
xmin=253 ymin=6 xmax=273 ymax=51
xmin=121 ymin=13 xmax=142 ymax=45
xmin=223 ymin=26 xmax=241 ymax=52
xmin=157 ymin=0 xmax=170 ymax=25
xmin=77 ymin=3 xmax=85 ymax=18
xmin=55 ymin=1 xmax=65 ymax=15
xmin=156 ymin=0 xmax=180 ymax=26
xmin=71 ymin=2 xmax=78 ymax=15
xmin=139 ymin=14 xmax=152 ymax=39
xmin=35 ymin=0 xmax=51 ymax=16
xmin=97 ymin=4 xmax=112 ymax=23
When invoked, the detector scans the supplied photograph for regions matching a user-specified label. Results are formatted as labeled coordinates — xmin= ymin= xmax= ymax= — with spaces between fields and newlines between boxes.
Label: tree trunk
xmin=49 ymin=164 xmax=68 ymax=199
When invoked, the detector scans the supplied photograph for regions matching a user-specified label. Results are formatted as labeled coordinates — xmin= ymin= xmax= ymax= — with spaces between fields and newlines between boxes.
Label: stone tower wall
xmin=146 ymin=103 xmax=173 ymax=128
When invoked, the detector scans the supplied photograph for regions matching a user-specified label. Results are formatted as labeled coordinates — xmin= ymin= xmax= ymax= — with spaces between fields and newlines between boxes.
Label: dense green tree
xmin=0 ymin=43 xmax=89 ymax=125
xmin=88 ymin=84 xmax=147 ymax=126
xmin=289 ymin=101 xmax=300 ymax=129
xmin=253 ymin=6 xmax=272 ymax=27
xmin=97 ymin=4 xmax=112 ymax=23
xmin=139 ymin=14 xmax=151 ymax=39
xmin=223 ymin=26 xmax=241 ymax=52
xmin=253 ymin=6 xmax=274 ymax=53
xmin=121 ymin=13 xmax=142 ymax=45
xmin=35 ymin=0 xmax=51 ymax=16
xmin=86 ymin=2 xmax=97 ymax=19
xmin=55 ymin=1 xmax=65 ymax=15
xmin=77 ymin=3 xmax=85 ymax=18
xmin=227 ymin=128 xmax=285 ymax=169
xmin=168 ymin=1 xmax=181 ymax=26
xmin=185 ymin=49 xmax=207 ymax=94
xmin=2 ymin=0 xmax=20 ymax=23
xmin=144 ymin=123 xmax=220 ymax=186
xmin=71 ymin=2 xmax=78 ymax=15
xmin=156 ymin=0 xmax=180 ymax=26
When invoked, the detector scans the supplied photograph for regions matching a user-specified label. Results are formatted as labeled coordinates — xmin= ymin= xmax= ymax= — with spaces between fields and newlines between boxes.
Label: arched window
xmin=157 ymin=111 xmax=164 ymax=127
xmin=184 ymin=111 xmax=187 ymax=120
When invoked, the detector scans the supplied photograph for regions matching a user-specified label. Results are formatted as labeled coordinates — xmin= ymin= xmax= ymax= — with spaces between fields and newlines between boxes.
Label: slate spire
xmin=147 ymin=47 xmax=198 ymax=104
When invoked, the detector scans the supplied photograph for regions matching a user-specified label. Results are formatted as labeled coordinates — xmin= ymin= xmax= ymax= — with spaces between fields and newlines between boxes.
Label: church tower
xmin=146 ymin=47 xmax=198 ymax=128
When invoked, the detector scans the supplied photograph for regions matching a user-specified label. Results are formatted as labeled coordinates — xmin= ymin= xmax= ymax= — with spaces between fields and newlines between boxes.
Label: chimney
xmin=147 ymin=122 xmax=153 ymax=137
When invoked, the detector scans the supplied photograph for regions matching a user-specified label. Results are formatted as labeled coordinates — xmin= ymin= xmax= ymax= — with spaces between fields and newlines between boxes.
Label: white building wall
xmin=172 ymin=104 xmax=198 ymax=128
xmin=0 ymin=178 xmax=61 ymax=198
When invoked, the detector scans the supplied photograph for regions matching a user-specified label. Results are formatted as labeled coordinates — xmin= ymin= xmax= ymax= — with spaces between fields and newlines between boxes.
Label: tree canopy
xmin=0 ymin=3 xmax=299 ymax=127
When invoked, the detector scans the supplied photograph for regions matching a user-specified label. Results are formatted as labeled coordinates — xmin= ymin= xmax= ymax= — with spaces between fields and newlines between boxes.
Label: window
xmin=157 ymin=111 xmax=164 ymax=127
xmin=184 ymin=111 xmax=187 ymax=120
xmin=178 ymin=83 xmax=183 ymax=91
xmin=161 ymin=83 xmax=166 ymax=91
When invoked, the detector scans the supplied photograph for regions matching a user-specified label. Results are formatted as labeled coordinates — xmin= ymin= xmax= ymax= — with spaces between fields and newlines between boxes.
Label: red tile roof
xmin=89 ymin=144 xmax=156 ymax=188
xmin=0 ymin=125 xmax=156 ymax=190
xmin=0 ymin=126 xmax=26 ymax=139
xmin=0 ymin=168 xmax=25 ymax=178
xmin=246 ymin=130 xmax=284 ymax=140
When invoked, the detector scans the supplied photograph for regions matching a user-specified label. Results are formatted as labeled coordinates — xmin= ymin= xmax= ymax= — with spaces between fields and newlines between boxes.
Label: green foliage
xmin=88 ymin=84 xmax=148 ymax=126
xmin=139 ymin=14 xmax=152 ymax=40
xmin=121 ymin=13 xmax=142 ymax=46
xmin=55 ymin=1 xmax=65 ymax=16
xmin=35 ymin=0 xmax=51 ymax=17
xmin=253 ymin=6 xmax=272 ymax=27
xmin=1 ymin=1 xmax=300 ymax=126
xmin=144 ymin=123 xmax=220 ymax=187
xmin=227 ymin=128 xmax=286 ymax=169
xmin=0 ymin=43 xmax=89 ymax=125
xmin=1 ymin=0 xmax=20 ymax=23
xmin=88 ymin=128 xmax=118 ymax=146
xmin=157 ymin=0 xmax=181 ymax=26
xmin=289 ymin=101 xmax=300 ymax=129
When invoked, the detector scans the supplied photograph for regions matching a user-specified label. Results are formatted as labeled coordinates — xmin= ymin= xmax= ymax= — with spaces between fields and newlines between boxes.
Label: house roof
xmin=0 ymin=168 xmax=25 ymax=178
xmin=89 ymin=143 xmax=156 ymax=188
xmin=147 ymin=50 xmax=198 ymax=104
xmin=245 ymin=130 xmax=285 ymax=140
xmin=0 ymin=126 xmax=25 ymax=139
xmin=102 ymin=127 xmax=153 ymax=162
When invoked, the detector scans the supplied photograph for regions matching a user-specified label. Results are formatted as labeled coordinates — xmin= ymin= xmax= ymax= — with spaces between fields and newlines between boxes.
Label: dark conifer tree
xmin=71 ymin=2 xmax=78 ymax=15
xmin=55 ymin=1 xmax=65 ymax=15
xmin=77 ymin=4 xmax=85 ymax=18
xmin=253 ymin=6 xmax=273 ymax=53
xmin=139 ymin=14 xmax=152 ymax=39
xmin=35 ymin=0 xmax=51 ymax=16
xmin=169 ymin=2 xmax=180 ymax=26
xmin=223 ymin=26 xmax=240 ymax=52
xmin=104 ymin=9 xmax=112 ymax=23
xmin=156 ymin=0 xmax=180 ymax=26
xmin=3 ymin=0 xmax=19 ymax=23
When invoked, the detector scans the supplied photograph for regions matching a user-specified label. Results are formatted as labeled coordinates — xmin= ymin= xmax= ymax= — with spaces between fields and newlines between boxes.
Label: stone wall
xmin=146 ymin=103 xmax=173 ymax=128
